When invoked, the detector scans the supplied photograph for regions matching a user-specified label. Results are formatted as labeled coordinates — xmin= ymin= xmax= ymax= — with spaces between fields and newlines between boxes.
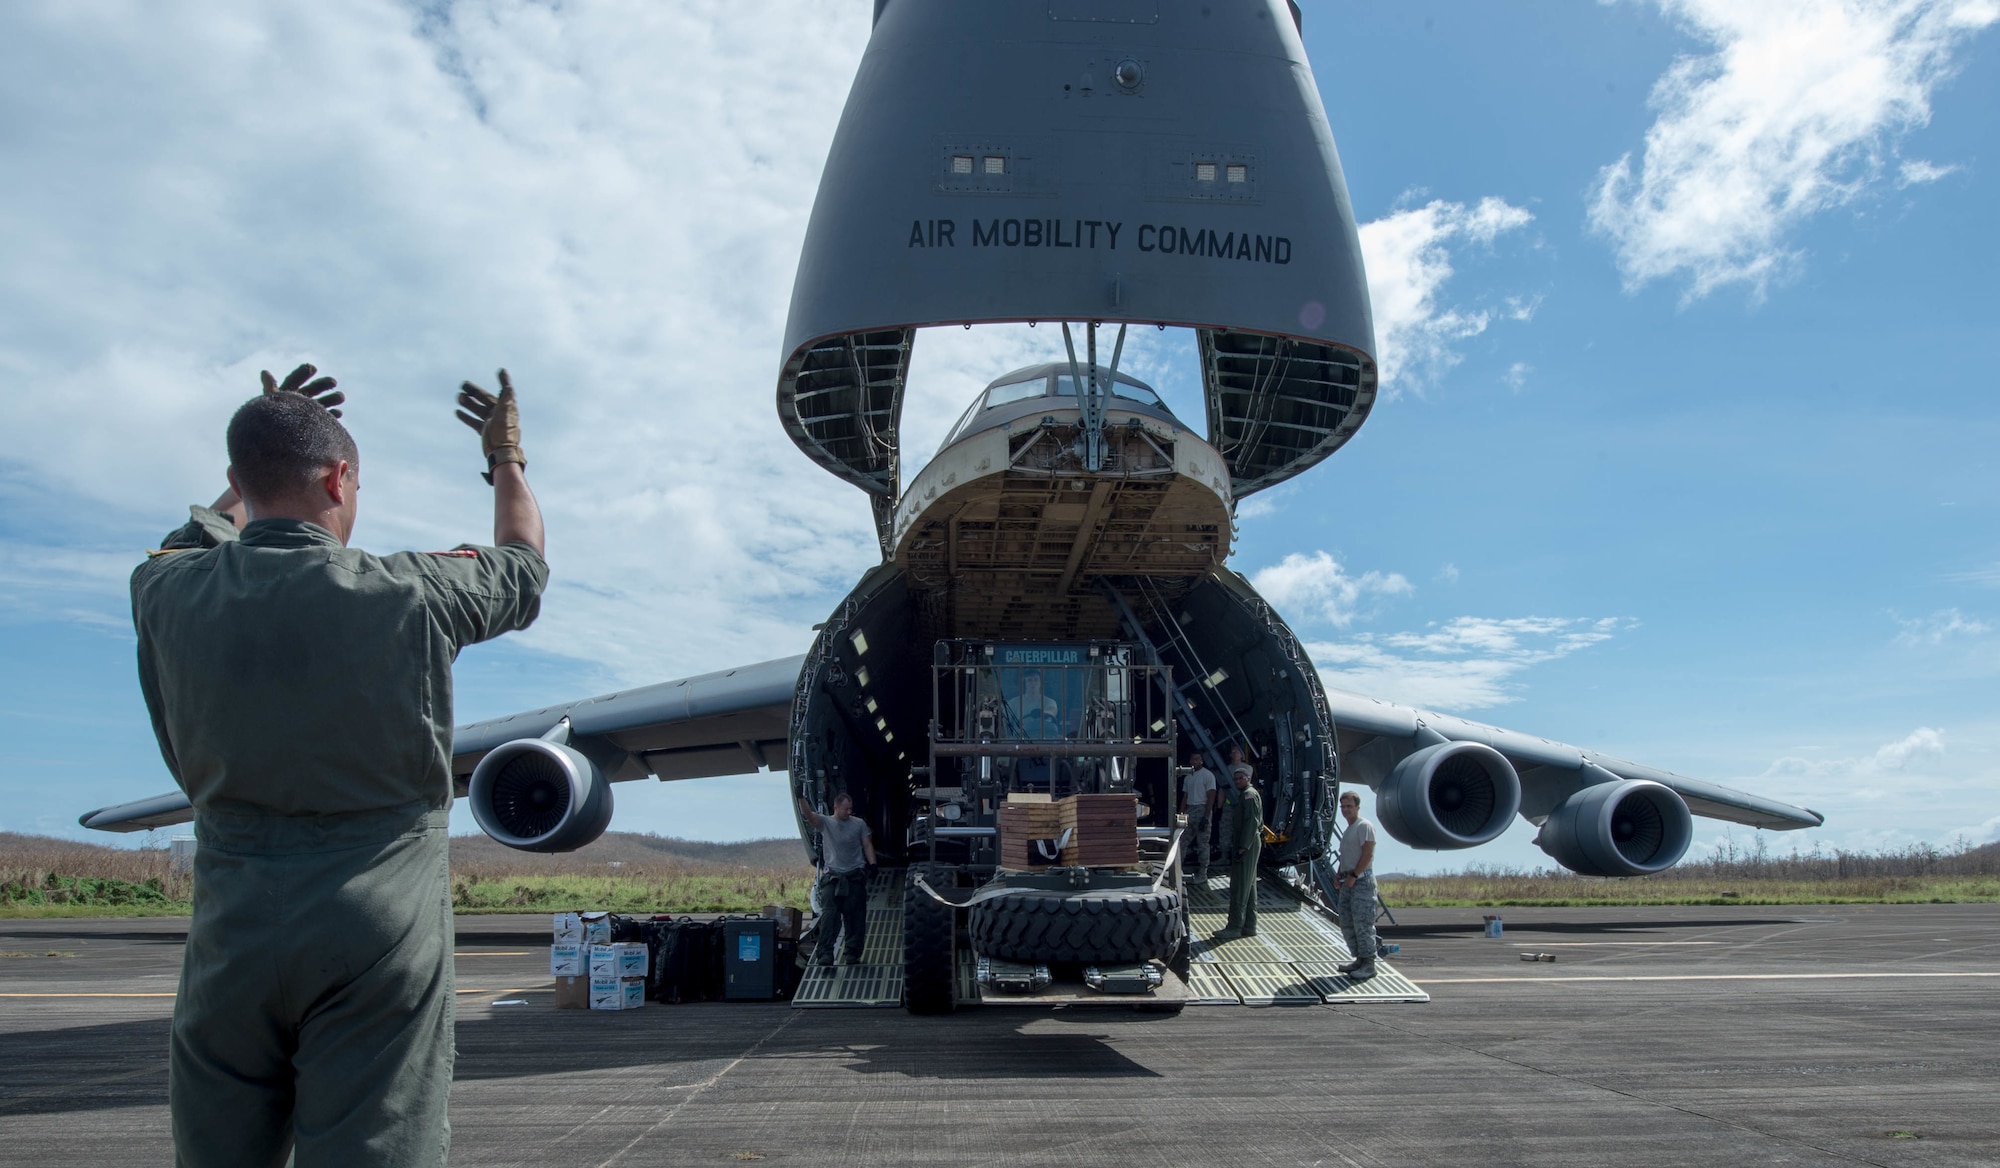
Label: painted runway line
xmin=1416 ymin=971 xmax=2000 ymax=985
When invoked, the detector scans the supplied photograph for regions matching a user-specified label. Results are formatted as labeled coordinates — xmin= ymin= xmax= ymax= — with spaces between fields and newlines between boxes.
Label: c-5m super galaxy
xmin=83 ymin=0 xmax=1821 ymax=1011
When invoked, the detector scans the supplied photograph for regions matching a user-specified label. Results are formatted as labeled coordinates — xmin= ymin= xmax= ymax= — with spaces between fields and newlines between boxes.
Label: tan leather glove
xmin=455 ymin=369 xmax=527 ymax=483
xmin=261 ymin=363 xmax=345 ymax=417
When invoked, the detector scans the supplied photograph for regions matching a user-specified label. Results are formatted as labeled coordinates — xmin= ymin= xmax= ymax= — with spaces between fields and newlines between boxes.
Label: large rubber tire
xmin=903 ymin=866 xmax=957 ymax=1015
xmin=969 ymin=888 xmax=1185 ymax=965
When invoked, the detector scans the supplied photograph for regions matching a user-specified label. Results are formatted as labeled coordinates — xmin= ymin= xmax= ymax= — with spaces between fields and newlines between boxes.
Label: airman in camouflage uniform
xmin=133 ymin=365 xmax=546 ymax=1167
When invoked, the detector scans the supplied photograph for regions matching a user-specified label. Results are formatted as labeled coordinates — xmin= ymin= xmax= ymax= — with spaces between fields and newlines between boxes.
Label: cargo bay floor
xmin=4 ymin=903 xmax=1998 ymax=1167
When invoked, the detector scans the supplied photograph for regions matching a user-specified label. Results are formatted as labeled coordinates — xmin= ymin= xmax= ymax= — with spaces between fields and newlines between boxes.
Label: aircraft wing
xmin=447 ymin=655 xmax=804 ymax=784
xmin=1321 ymin=688 xmax=1823 ymax=831
xmin=79 ymin=654 xmax=807 ymax=834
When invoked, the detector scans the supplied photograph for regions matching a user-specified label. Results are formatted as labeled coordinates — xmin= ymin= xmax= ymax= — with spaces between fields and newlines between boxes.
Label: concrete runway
xmin=3 ymin=903 xmax=1996 ymax=1167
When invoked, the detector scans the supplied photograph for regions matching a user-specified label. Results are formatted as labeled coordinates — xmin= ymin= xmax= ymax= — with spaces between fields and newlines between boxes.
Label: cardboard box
xmin=552 ymin=912 xmax=583 ymax=946
xmin=611 ymin=942 xmax=648 ymax=979
xmin=589 ymin=975 xmax=646 ymax=1010
xmin=554 ymin=974 xmax=589 ymax=1010
xmin=580 ymin=913 xmax=612 ymax=945
xmin=763 ymin=905 xmax=802 ymax=941
xmin=586 ymin=942 xmax=647 ymax=979
xmin=551 ymin=944 xmax=584 ymax=977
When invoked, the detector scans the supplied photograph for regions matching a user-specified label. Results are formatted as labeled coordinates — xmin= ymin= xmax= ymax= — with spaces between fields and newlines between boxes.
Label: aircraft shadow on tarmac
xmin=0 ymin=1017 xmax=171 ymax=1118
xmin=449 ymin=1006 xmax=1163 ymax=1083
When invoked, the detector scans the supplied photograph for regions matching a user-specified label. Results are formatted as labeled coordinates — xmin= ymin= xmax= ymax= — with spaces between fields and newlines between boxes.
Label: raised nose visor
xmin=777 ymin=0 xmax=1378 ymax=554
xmin=891 ymin=365 xmax=1230 ymax=639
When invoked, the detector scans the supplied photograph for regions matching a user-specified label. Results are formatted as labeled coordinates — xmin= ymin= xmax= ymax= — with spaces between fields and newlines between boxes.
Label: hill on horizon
xmin=2 ymin=829 xmax=809 ymax=874
xmin=447 ymin=830 xmax=808 ymax=872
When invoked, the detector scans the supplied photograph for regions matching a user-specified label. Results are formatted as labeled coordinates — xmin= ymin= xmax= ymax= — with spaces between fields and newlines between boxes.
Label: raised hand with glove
xmin=455 ymin=370 xmax=527 ymax=484
xmin=453 ymin=368 xmax=544 ymax=555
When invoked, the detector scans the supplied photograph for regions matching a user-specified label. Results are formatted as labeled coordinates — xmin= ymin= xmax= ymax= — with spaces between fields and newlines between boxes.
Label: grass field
xmin=1378 ymin=839 xmax=2000 ymax=907
xmin=1 ymin=831 xmax=814 ymax=918
xmin=1376 ymin=873 xmax=2000 ymax=907
xmin=6 ymin=832 xmax=1995 ymax=917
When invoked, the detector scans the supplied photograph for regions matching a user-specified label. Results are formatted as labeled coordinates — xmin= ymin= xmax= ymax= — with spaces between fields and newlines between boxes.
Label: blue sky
xmin=2 ymin=1 xmax=1994 ymax=875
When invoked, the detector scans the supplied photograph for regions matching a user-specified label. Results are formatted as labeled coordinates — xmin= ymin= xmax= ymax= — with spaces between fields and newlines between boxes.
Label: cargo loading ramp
xmin=792 ymin=867 xmax=1426 ymax=1008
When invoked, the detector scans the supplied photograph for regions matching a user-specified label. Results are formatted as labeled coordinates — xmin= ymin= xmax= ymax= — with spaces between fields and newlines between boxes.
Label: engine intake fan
xmin=1376 ymin=741 xmax=1522 ymax=850
xmin=468 ymin=731 xmax=614 ymax=853
xmin=1535 ymin=779 xmax=1692 ymax=877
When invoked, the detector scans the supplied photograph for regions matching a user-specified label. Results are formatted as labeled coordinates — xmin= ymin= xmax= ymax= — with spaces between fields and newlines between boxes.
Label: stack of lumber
xmin=1058 ymin=792 xmax=1138 ymax=867
xmin=998 ymin=797 xmax=1063 ymax=869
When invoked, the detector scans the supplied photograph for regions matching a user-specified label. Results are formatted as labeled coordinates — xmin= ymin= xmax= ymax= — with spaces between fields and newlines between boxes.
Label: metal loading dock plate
xmin=792 ymin=868 xmax=1428 ymax=1008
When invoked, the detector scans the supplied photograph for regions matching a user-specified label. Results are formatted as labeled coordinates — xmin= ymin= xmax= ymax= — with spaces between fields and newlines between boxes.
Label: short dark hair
xmin=226 ymin=393 xmax=358 ymax=502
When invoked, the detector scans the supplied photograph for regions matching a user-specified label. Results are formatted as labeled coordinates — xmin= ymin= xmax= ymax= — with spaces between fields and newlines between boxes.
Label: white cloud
xmin=1743 ymin=720 xmax=1999 ymax=853
xmin=1589 ymin=0 xmax=1998 ymax=301
xmin=1308 ymin=616 xmax=1626 ymax=711
xmin=1893 ymin=607 xmax=1993 ymax=644
xmin=1250 ymin=551 xmax=1413 ymax=628
xmin=1357 ymin=196 xmax=1535 ymax=394
xmin=1897 ymin=158 xmax=1960 ymax=184
xmin=1763 ymin=725 xmax=1947 ymax=778
xmin=1944 ymin=564 xmax=2000 ymax=587
xmin=1875 ymin=726 xmax=1947 ymax=768
xmin=0 ymin=1 xmax=880 ymax=686
xmin=1503 ymin=361 xmax=1531 ymax=391
xmin=1436 ymin=563 xmax=1461 ymax=585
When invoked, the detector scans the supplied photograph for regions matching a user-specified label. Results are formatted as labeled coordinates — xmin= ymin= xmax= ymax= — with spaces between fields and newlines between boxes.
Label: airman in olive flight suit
xmin=1214 ymin=763 xmax=1263 ymax=941
xmin=132 ymin=365 xmax=547 ymax=1167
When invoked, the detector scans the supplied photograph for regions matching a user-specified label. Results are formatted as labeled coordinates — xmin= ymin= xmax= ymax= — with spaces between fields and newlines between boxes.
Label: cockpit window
xmin=984 ymin=376 xmax=1049 ymax=408
xmin=1053 ymin=375 xmax=1163 ymax=408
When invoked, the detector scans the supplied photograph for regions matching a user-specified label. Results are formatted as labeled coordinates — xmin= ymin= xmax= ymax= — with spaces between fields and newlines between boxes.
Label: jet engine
xmin=467 ymin=735 xmax=615 ymax=853
xmin=1535 ymin=780 xmax=1693 ymax=877
xmin=1375 ymin=741 xmax=1522 ymax=849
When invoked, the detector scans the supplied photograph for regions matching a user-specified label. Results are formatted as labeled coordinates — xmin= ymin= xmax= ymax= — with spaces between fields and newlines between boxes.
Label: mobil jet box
xmin=589 ymin=976 xmax=645 ymax=1011
xmin=587 ymin=943 xmax=647 ymax=979
xmin=550 ymin=943 xmax=585 ymax=977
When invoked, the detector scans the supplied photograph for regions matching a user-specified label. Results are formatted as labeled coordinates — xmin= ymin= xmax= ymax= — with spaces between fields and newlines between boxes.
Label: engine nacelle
xmin=1535 ymin=780 xmax=1692 ymax=877
xmin=1376 ymin=741 xmax=1523 ymax=850
xmin=468 ymin=738 xmax=615 ymax=853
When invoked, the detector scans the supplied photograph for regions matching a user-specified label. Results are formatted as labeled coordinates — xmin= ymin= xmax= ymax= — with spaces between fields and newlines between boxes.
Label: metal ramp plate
xmin=1192 ymin=931 xmax=1287 ymax=964
xmin=1183 ymin=875 xmax=1429 ymax=1006
xmin=1183 ymin=964 xmax=1241 ymax=1005
xmin=792 ymin=867 xmax=1429 ymax=1008
xmin=858 ymin=906 xmax=904 ymax=964
xmin=794 ymin=963 xmax=904 ymax=1008
xmin=1296 ymin=960 xmax=1430 ymax=1004
xmin=1220 ymin=961 xmax=1322 ymax=1006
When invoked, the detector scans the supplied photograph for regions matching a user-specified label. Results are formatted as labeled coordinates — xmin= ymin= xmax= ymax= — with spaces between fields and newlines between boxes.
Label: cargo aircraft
xmin=83 ymin=0 xmax=1820 ymax=1008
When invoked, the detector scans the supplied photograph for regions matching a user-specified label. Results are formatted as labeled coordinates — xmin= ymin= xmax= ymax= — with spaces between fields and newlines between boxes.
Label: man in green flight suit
xmin=1213 ymin=762 xmax=1263 ymax=941
xmin=132 ymin=364 xmax=548 ymax=1167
